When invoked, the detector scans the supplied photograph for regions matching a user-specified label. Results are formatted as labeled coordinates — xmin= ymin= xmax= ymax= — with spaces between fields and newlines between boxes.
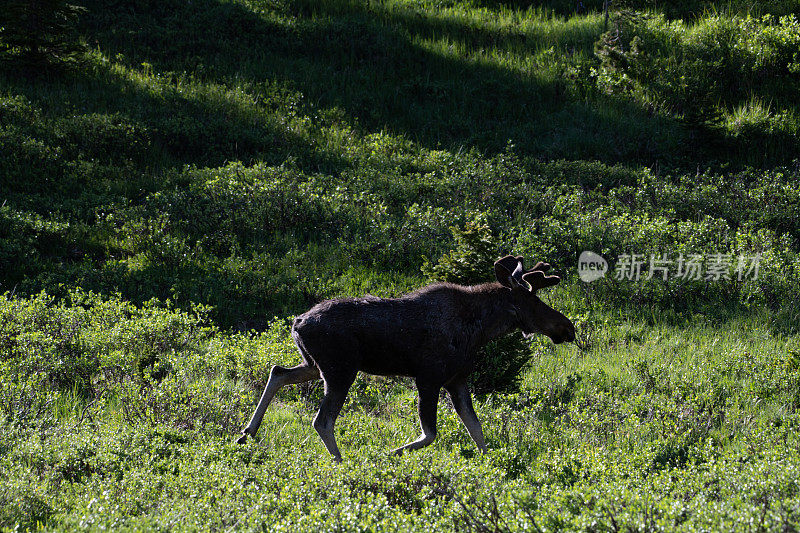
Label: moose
xmin=237 ymin=255 xmax=575 ymax=461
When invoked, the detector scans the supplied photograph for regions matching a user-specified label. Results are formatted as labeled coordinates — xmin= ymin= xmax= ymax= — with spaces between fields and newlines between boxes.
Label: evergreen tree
xmin=0 ymin=0 xmax=85 ymax=66
xmin=422 ymin=214 xmax=532 ymax=395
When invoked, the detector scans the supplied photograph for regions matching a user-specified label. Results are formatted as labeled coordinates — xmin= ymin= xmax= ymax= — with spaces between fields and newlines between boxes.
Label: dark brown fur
xmin=237 ymin=257 xmax=574 ymax=460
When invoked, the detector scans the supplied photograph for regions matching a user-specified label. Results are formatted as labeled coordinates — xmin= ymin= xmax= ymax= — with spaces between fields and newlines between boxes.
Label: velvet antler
xmin=494 ymin=255 xmax=560 ymax=291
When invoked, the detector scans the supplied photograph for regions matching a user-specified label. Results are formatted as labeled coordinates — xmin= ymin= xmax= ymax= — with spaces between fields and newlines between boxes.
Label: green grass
xmin=1 ymin=292 xmax=798 ymax=530
xmin=1 ymin=0 xmax=799 ymax=530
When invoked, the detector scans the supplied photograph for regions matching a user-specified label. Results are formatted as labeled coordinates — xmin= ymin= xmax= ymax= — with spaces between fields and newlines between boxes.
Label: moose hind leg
xmin=446 ymin=380 xmax=487 ymax=452
xmin=238 ymin=364 xmax=320 ymax=443
xmin=313 ymin=373 xmax=356 ymax=462
xmin=391 ymin=381 xmax=440 ymax=456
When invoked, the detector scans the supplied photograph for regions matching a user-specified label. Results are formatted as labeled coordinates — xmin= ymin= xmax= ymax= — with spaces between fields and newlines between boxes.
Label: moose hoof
xmin=236 ymin=433 xmax=251 ymax=445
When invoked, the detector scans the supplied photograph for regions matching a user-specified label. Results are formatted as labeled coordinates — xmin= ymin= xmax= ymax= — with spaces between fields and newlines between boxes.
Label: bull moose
xmin=237 ymin=255 xmax=575 ymax=461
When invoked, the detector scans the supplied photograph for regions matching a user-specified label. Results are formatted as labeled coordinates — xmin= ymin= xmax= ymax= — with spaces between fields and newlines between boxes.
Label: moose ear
xmin=494 ymin=255 xmax=518 ymax=288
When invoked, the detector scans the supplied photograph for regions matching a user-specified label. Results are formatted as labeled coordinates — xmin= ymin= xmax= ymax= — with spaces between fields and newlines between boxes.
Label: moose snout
xmin=563 ymin=322 xmax=576 ymax=343
xmin=552 ymin=321 xmax=576 ymax=344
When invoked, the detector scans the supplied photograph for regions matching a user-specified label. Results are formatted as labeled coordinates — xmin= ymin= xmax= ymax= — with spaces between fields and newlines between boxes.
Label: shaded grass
xmin=79 ymin=0 xmax=691 ymax=164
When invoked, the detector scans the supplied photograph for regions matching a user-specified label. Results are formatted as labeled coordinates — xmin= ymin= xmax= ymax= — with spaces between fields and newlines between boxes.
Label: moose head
xmin=494 ymin=255 xmax=575 ymax=344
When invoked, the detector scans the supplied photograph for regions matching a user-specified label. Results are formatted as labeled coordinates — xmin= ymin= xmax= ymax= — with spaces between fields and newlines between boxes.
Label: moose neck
xmin=463 ymin=283 xmax=518 ymax=350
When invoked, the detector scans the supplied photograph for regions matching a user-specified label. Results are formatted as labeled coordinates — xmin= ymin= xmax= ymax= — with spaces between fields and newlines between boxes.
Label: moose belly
xmin=357 ymin=347 xmax=416 ymax=377
xmin=353 ymin=326 xmax=454 ymax=379
xmin=353 ymin=327 xmax=434 ymax=377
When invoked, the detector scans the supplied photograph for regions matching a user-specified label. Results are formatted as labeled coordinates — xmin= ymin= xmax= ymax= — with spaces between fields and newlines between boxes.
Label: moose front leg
xmin=313 ymin=371 xmax=356 ymax=462
xmin=446 ymin=378 xmax=487 ymax=453
xmin=391 ymin=380 xmax=440 ymax=456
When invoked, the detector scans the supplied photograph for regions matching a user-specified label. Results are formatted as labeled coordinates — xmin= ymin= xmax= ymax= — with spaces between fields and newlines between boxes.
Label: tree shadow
xmin=80 ymin=0 xmax=700 ymax=167
xmin=0 ymin=56 xmax=350 ymax=217
xmin=4 ymin=0 xmax=795 ymax=324
xmin=2 ymin=63 xmax=345 ymax=169
xmin=0 ymin=53 xmax=354 ymax=319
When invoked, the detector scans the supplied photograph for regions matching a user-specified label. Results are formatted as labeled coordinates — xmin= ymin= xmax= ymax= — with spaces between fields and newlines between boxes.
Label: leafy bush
xmin=471 ymin=334 xmax=533 ymax=396
xmin=421 ymin=213 xmax=498 ymax=285
xmin=0 ymin=290 xmax=215 ymax=420
xmin=595 ymin=11 xmax=800 ymax=161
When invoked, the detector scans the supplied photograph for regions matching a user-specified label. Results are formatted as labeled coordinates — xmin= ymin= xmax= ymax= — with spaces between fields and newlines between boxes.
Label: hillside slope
xmin=1 ymin=0 xmax=799 ymax=530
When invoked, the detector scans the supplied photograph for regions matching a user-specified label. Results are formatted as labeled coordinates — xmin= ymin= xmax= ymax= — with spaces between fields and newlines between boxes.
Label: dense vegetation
xmin=1 ymin=0 xmax=799 ymax=530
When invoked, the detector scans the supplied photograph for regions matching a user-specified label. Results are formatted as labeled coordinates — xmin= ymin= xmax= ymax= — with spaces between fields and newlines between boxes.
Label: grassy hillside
xmin=1 ymin=0 xmax=800 ymax=530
